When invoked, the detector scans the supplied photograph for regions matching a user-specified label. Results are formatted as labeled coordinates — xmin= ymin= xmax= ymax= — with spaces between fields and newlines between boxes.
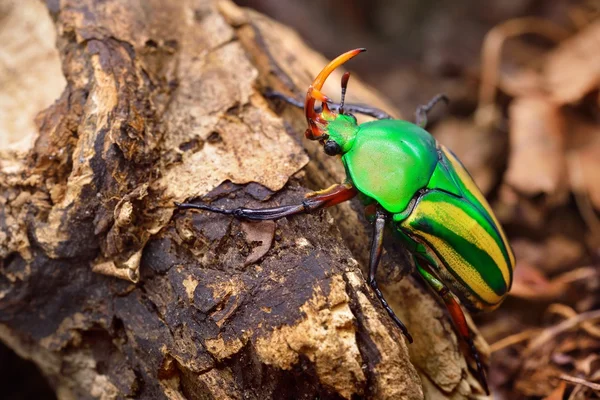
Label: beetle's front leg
xmin=415 ymin=93 xmax=449 ymax=128
xmin=415 ymin=259 xmax=490 ymax=395
xmin=368 ymin=208 xmax=413 ymax=343
xmin=175 ymin=183 xmax=357 ymax=221
xmin=264 ymin=90 xmax=394 ymax=120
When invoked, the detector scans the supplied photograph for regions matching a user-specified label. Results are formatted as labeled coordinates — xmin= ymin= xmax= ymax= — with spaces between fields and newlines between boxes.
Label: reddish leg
xmin=415 ymin=259 xmax=490 ymax=395
xmin=175 ymin=183 xmax=357 ymax=221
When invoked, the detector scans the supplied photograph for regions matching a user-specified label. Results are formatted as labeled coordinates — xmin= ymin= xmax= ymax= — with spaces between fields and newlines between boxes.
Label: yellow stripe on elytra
xmin=415 ymin=231 xmax=501 ymax=305
xmin=441 ymin=146 xmax=516 ymax=268
xmin=408 ymin=199 xmax=510 ymax=300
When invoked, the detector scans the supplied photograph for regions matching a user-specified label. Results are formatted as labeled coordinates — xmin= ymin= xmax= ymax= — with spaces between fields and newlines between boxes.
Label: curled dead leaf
xmin=567 ymin=127 xmax=600 ymax=210
xmin=505 ymin=96 xmax=568 ymax=204
xmin=544 ymin=21 xmax=600 ymax=104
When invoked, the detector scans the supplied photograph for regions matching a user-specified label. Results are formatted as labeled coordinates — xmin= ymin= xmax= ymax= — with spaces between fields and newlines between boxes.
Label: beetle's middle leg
xmin=264 ymin=90 xmax=394 ymax=120
xmin=415 ymin=258 xmax=490 ymax=395
xmin=175 ymin=183 xmax=357 ymax=221
xmin=368 ymin=208 xmax=414 ymax=343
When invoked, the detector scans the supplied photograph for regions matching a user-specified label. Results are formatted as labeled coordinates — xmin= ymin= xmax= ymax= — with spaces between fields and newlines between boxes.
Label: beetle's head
xmin=305 ymin=48 xmax=365 ymax=156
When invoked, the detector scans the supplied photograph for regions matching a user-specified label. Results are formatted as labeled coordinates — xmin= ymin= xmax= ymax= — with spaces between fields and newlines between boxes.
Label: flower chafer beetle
xmin=176 ymin=48 xmax=516 ymax=395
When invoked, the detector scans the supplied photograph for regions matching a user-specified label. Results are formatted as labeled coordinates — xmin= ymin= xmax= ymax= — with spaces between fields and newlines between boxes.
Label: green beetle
xmin=176 ymin=48 xmax=515 ymax=395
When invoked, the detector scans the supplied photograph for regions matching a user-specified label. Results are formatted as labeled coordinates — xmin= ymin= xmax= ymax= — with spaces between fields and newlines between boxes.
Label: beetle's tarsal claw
xmin=468 ymin=338 xmax=490 ymax=395
xmin=368 ymin=277 xmax=414 ymax=343
xmin=401 ymin=328 xmax=414 ymax=344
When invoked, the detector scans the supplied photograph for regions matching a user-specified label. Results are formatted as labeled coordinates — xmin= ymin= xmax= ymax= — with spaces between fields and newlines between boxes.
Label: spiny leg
xmin=175 ymin=183 xmax=357 ymax=221
xmin=415 ymin=258 xmax=490 ymax=395
xmin=264 ymin=89 xmax=393 ymax=120
xmin=415 ymin=93 xmax=449 ymax=128
xmin=368 ymin=208 xmax=413 ymax=343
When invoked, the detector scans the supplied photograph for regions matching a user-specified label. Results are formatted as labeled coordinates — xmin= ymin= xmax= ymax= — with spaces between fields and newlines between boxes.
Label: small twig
xmin=559 ymin=374 xmax=600 ymax=391
xmin=547 ymin=303 xmax=600 ymax=339
xmin=490 ymin=329 xmax=540 ymax=353
xmin=567 ymin=384 xmax=584 ymax=400
xmin=552 ymin=267 xmax=597 ymax=287
xmin=525 ymin=309 xmax=600 ymax=355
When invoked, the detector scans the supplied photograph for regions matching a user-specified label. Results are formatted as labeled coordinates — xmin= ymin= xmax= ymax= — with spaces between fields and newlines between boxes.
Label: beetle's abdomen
xmin=400 ymin=190 xmax=512 ymax=309
xmin=342 ymin=120 xmax=438 ymax=213
xmin=397 ymin=145 xmax=515 ymax=311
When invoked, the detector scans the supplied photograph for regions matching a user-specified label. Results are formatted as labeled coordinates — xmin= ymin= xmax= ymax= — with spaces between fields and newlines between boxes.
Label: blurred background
xmin=1 ymin=0 xmax=599 ymax=399
xmin=235 ymin=1 xmax=600 ymax=399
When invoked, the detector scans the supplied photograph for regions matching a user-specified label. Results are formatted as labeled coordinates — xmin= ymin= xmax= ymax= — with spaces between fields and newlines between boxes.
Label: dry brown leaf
xmin=516 ymin=363 xmax=565 ymax=397
xmin=508 ymin=262 xmax=595 ymax=302
xmin=509 ymin=261 xmax=555 ymax=300
xmin=544 ymin=21 xmax=600 ymax=105
xmin=505 ymin=95 xmax=568 ymax=203
xmin=241 ymin=220 xmax=275 ymax=265
xmin=567 ymin=125 xmax=600 ymax=210
xmin=511 ymin=236 xmax=585 ymax=275
xmin=478 ymin=17 xmax=569 ymax=103
xmin=500 ymin=68 xmax=545 ymax=99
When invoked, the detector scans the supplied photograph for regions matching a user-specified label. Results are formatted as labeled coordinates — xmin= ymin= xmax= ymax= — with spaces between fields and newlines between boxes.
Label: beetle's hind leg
xmin=415 ymin=258 xmax=490 ymax=395
xmin=264 ymin=89 xmax=394 ymax=120
xmin=415 ymin=93 xmax=449 ymax=128
xmin=175 ymin=183 xmax=357 ymax=221
xmin=368 ymin=208 xmax=413 ymax=343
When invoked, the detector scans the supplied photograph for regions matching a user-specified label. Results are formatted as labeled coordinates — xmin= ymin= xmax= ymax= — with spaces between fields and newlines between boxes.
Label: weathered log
xmin=0 ymin=1 xmax=489 ymax=398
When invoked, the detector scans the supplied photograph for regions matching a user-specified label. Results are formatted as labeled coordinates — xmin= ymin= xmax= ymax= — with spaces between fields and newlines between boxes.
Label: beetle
xmin=176 ymin=48 xmax=515 ymax=395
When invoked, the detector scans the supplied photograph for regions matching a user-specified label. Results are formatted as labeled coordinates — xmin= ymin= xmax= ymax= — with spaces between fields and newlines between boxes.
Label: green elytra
xmin=176 ymin=48 xmax=516 ymax=395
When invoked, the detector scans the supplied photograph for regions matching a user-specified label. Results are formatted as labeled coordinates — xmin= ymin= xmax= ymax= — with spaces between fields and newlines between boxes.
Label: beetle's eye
xmin=347 ymin=113 xmax=357 ymax=124
xmin=324 ymin=140 xmax=342 ymax=156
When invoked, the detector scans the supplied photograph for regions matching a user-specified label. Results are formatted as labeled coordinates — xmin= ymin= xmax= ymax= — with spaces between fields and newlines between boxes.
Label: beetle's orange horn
xmin=304 ymin=48 xmax=366 ymax=140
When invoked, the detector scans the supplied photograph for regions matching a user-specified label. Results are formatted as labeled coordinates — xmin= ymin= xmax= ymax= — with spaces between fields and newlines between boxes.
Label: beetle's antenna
xmin=339 ymin=72 xmax=350 ymax=114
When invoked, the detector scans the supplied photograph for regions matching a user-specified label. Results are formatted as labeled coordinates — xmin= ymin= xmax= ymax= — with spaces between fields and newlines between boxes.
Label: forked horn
xmin=304 ymin=48 xmax=366 ymax=140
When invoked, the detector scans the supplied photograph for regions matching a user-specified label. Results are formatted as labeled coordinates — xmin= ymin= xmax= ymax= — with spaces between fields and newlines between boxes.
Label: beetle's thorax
xmin=342 ymin=120 xmax=439 ymax=213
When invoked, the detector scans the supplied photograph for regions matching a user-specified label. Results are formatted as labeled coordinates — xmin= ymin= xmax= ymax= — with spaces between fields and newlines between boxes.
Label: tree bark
xmin=0 ymin=1 xmax=489 ymax=399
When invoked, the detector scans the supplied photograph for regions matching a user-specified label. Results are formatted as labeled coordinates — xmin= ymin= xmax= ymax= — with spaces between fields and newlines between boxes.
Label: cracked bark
xmin=0 ymin=0 xmax=489 ymax=399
